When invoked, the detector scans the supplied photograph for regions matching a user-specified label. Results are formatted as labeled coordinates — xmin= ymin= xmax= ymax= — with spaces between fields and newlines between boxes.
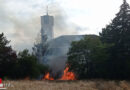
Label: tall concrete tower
xmin=41 ymin=11 xmax=54 ymax=42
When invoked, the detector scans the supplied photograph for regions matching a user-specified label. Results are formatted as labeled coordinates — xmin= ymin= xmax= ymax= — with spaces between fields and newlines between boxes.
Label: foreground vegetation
xmin=4 ymin=80 xmax=130 ymax=90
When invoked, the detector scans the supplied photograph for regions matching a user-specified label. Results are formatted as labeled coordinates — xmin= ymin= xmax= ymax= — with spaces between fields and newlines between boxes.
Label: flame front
xmin=60 ymin=66 xmax=76 ymax=80
xmin=43 ymin=73 xmax=54 ymax=80
xmin=43 ymin=66 xmax=76 ymax=80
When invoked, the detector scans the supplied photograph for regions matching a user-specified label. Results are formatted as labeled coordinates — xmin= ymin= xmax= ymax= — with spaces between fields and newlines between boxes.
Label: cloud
xmin=0 ymin=0 xmax=42 ymax=51
xmin=0 ymin=0 xmax=84 ymax=52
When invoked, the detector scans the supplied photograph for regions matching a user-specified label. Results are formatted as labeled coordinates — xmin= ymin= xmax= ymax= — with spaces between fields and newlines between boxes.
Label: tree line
xmin=67 ymin=0 xmax=130 ymax=80
xmin=0 ymin=0 xmax=130 ymax=80
xmin=0 ymin=33 xmax=48 ymax=79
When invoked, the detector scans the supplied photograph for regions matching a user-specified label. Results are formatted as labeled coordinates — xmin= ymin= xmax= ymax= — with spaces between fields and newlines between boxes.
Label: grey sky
xmin=0 ymin=0 xmax=129 ymax=52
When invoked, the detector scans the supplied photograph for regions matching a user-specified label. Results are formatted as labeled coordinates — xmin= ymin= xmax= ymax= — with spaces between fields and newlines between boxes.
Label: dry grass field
xmin=3 ymin=80 xmax=130 ymax=90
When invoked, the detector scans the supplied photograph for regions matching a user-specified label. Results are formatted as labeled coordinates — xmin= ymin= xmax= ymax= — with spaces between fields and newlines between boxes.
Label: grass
xmin=3 ymin=80 xmax=130 ymax=90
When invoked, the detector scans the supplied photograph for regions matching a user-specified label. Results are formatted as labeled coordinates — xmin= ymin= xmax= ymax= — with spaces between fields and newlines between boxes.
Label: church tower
xmin=41 ymin=8 xmax=54 ymax=42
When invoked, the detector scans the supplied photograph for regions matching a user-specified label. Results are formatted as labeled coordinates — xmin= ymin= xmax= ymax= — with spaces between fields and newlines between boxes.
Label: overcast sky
xmin=0 ymin=0 xmax=129 ymax=52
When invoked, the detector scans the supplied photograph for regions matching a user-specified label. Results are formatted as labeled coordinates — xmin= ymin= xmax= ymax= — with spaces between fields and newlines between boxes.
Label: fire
xmin=43 ymin=66 xmax=76 ymax=80
xmin=43 ymin=72 xmax=54 ymax=80
xmin=60 ymin=66 xmax=76 ymax=80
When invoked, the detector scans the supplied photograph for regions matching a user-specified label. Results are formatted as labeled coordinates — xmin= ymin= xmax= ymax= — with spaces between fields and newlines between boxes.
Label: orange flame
xmin=43 ymin=66 xmax=76 ymax=80
xmin=43 ymin=73 xmax=54 ymax=80
xmin=60 ymin=66 xmax=76 ymax=80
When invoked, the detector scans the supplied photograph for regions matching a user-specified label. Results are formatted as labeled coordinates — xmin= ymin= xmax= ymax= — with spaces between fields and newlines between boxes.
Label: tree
xmin=100 ymin=0 xmax=130 ymax=44
xmin=16 ymin=49 xmax=48 ymax=79
xmin=0 ymin=33 xmax=48 ymax=79
xmin=67 ymin=35 xmax=109 ymax=79
xmin=0 ymin=33 xmax=17 ymax=79
xmin=100 ymin=0 xmax=130 ymax=79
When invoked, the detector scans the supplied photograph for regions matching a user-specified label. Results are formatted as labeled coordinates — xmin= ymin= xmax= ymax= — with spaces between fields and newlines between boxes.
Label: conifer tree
xmin=100 ymin=0 xmax=130 ymax=44
xmin=0 ymin=33 xmax=17 ymax=78
xmin=100 ymin=0 xmax=130 ymax=79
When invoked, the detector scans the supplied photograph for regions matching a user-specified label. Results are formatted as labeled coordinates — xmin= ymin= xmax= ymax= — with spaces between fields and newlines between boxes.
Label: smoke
xmin=0 ymin=0 xmax=81 ymax=52
xmin=0 ymin=0 xmax=83 ymax=75
xmin=0 ymin=0 xmax=89 ymax=78
xmin=0 ymin=0 xmax=43 ymax=51
xmin=48 ymin=56 xmax=67 ymax=77
xmin=44 ymin=35 xmax=84 ymax=76
xmin=52 ymin=5 xmax=79 ymax=37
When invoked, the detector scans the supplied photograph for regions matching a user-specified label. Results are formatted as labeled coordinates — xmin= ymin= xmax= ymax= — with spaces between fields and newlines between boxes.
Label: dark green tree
xmin=0 ymin=33 xmax=17 ymax=79
xmin=100 ymin=0 xmax=130 ymax=79
xmin=100 ymin=0 xmax=130 ymax=44
xmin=16 ymin=49 xmax=48 ymax=79
xmin=67 ymin=35 xmax=109 ymax=79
